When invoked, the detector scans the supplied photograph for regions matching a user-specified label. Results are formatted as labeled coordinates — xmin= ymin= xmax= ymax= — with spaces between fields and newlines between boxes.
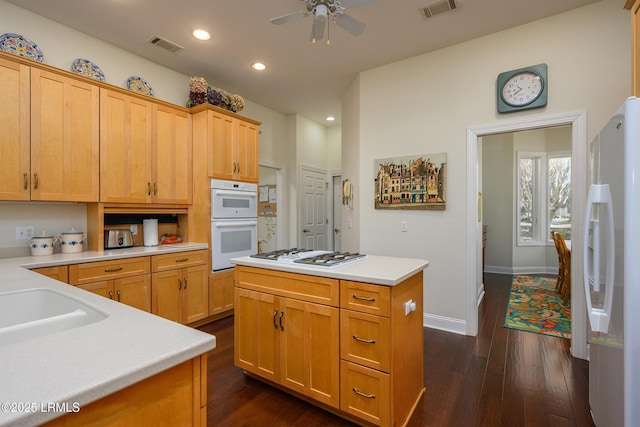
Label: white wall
xmin=344 ymin=0 xmax=630 ymax=328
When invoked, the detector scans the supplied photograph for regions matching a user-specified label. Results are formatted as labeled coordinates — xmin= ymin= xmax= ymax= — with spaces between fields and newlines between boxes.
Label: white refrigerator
xmin=584 ymin=97 xmax=640 ymax=426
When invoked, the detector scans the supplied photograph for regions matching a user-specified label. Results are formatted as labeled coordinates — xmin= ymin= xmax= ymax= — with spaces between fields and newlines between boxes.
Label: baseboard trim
xmin=485 ymin=265 xmax=558 ymax=275
xmin=423 ymin=313 xmax=466 ymax=335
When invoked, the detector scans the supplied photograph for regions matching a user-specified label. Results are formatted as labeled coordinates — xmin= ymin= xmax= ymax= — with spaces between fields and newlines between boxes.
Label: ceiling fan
xmin=271 ymin=0 xmax=377 ymax=44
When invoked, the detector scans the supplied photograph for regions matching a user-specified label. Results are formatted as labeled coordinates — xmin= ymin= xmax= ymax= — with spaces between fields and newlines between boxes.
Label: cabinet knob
xmin=153 ymin=182 xmax=157 ymax=196
xmin=353 ymin=335 xmax=376 ymax=344
xmin=184 ymin=277 xmax=188 ymax=289
xmin=23 ymin=173 xmax=28 ymax=190
xmin=33 ymin=173 xmax=38 ymax=190
xmin=108 ymin=290 xmax=114 ymax=300
xmin=279 ymin=311 xmax=284 ymax=331
xmin=273 ymin=309 xmax=278 ymax=329
xmin=116 ymin=289 xmax=121 ymax=302
xmin=178 ymin=278 xmax=183 ymax=290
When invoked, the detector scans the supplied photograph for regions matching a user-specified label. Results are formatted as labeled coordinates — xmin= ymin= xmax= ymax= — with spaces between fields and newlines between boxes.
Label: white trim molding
xmin=466 ymin=111 xmax=588 ymax=360
xmin=423 ymin=313 xmax=467 ymax=336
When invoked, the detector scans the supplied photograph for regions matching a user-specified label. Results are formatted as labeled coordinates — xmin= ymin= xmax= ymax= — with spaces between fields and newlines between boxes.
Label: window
xmin=517 ymin=151 xmax=571 ymax=245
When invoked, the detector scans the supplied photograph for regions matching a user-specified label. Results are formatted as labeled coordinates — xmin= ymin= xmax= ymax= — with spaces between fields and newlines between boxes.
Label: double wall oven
xmin=211 ymin=179 xmax=257 ymax=271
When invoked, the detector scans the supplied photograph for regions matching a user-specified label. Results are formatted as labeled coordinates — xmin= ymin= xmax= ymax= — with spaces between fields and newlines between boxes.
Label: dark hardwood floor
xmin=198 ymin=273 xmax=593 ymax=426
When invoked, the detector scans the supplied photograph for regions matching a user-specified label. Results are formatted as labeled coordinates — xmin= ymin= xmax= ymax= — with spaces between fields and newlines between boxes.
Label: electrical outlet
xmin=130 ymin=224 xmax=138 ymax=235
xmin=16 ymin=226 xmax=35 ymax=240
xmin=401 ymin=221 xmax=408 ymax=232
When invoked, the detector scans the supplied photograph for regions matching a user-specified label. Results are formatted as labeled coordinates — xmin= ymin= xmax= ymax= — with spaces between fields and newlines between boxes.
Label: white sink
xmin=0 ymin=288 xmax=107 ymax=346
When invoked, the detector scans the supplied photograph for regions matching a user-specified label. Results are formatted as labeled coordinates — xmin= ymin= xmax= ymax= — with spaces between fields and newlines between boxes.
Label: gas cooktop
xmin=250 ymin=249 xmax=367 ymax=267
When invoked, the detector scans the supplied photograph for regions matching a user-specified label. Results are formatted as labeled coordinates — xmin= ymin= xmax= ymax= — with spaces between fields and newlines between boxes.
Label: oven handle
xmin=213 ymin=189 xmax=257 ymax=198
xmin=213 ymin=221 xmax=258 ymax=228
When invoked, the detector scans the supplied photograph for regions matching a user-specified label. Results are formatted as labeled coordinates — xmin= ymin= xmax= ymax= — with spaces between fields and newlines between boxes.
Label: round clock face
xmin=501 ymin=71 xmax=543 ymax=107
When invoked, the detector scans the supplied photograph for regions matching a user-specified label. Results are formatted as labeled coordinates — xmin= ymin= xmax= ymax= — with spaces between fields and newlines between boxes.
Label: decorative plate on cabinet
xmin=70 ymin=58 xmax=105 ymax=81
xmin=126 ymin=76 xmax=154 ymax=97
xmin=0 ymin=33 xmax=44 ymax=62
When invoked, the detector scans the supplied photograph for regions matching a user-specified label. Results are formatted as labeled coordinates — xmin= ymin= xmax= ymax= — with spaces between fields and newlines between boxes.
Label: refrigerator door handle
xmin=583 ymin=184 xmax=616 ymax=333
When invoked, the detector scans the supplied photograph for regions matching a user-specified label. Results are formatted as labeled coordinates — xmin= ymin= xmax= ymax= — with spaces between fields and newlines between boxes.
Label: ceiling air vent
xmin=148 ymin=35 xmax=185 ymax=53
xmin=422 ymin=0 xmax=457 ymax=18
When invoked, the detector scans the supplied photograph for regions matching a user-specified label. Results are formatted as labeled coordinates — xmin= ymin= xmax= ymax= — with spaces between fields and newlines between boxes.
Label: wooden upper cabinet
xmin=100 ymin=89 xmax=192 ymax=204
xmin=100 ymin=88 xmax=154 ymax=203
xmin=30 ymin=68 xmax=100 ymax=202
xmin=0 ymin=59 xmax=99 ymax=202
xmin=154 ymin=105 xmax=192 ymax=205
xmin=197 ymin=108 xmax=259 ymax=183
xmin=627 ymin=0 xmax=640 ymax=96
xmin=235 ymin=119 xmax=259 ymax=183
xmin=0 ymin=57 xmax=30 ymax=201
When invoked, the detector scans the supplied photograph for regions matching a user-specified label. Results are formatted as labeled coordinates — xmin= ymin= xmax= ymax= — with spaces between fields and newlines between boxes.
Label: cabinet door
xmin=30 ymin=68 xmax=100 ymax=202
xmin=0 ymin=58 xmax=30 ymax=201
xmin=235 ymin=120 xmax=259 ymax=183
xmin=183 ymin=264 xmax=208 ymax=324
xmin=208 ymin=111 xmax=235 ymax=180
xmin=152 ymin=269 xmax=182 ymax=323
xmin=234 ymin=288 xmax=279 ymax=382
xmin=280 ymin=298 xmax=339 ymax=408
xmin=154 ymin=105 xmax=192 ymax=204
xmin=100 ymin=89 xmax=153 ymax=203
xmin=77 ymin=280 xmax=113 ymax=299
xmin=209 ymin=269 xmax=235 ymax=315
xmin=32 ymin=266 xmax=68 ymax=283
xmin=115 ymin=274 xmax=151 ymax=313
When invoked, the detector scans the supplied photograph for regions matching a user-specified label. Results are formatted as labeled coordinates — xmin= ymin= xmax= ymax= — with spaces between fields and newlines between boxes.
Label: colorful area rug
xmin=504 ymin=275 xmax=571 ymax=339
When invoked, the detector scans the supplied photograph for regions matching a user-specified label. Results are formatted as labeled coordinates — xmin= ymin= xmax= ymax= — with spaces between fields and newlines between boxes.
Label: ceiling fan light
xmin=326 ymin=116 xmax=335 ymax=121
xmin=251 ymin=62 xmax=266 ymax=71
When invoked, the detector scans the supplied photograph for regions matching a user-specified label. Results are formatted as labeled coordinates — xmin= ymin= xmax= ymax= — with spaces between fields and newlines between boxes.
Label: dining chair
xmin=553 ymin=231 xmax=571 ymax=306
xmin=551 ymin=231 xmax=566 ymax=293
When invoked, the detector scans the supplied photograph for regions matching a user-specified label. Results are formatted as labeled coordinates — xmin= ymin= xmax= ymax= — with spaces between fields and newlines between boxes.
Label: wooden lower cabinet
xmin=151 ymin=250 xmax=208 ymax=324
xmin=68 ymin=257 xmax=151 ymax=312
xmin=77 ymin=275 xmax=151 ymax=313
xmin=42 ymin=354 xmax=207 ymax=427
xmin=234 ymin=270 xmax=340 ymax=408
xmin=209 ymin=269 xmax=234 ymax=315
xmin=234 ymin=266 xmax=424 ymax=427
xmin=32 ymin=266 xmax=69 ymax=283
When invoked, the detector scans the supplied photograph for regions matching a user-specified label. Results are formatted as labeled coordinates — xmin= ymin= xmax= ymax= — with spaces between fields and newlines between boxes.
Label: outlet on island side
xmin=401 ymin=221 xmax=408 ymax=232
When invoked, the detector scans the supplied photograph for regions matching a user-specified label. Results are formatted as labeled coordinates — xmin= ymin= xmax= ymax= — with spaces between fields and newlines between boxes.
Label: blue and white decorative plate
xmin=70 ymin=58 xmax=105 ymax=81
xmin=0 ymin=33 xmax=43 ymax=62
xmin=126 ymin=76 xmax=154 ymax=97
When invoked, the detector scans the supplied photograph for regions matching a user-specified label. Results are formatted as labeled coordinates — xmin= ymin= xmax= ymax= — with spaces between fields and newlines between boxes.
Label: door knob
xmin=334 ymin=228 xmax=341 ymax=234
xmin=303 ymin=228 xmax=310 ymax=233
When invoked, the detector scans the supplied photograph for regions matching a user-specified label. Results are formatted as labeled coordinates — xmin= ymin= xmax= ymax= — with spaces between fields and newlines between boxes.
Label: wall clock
xmin=497 ymin=63 xmax=547 ymax=113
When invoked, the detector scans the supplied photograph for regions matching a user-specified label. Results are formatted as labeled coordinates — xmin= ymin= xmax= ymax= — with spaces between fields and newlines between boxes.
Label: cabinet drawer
xmin=340 ymin=360 xmax=390 ymax=427
xmin=340 ymin=310 xmax=391 ymax=373
xmin=340 ymin=281 xmax=390 ymax=317
xmin=152 ymin=250 xmax=207 ymax=272
xmin=236 ymin=266 xmax=339 ymax=307
xmin=69 ymin=257 xmax=150 ymax=285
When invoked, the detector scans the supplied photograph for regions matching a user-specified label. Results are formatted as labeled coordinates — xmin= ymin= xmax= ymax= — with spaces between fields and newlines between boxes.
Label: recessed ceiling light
xmin=326 ymin=116 xmax=335 ymax=121
xmin=192 ymin=29 xmax=211 ymax=40
xmin=251 ymin=62 xmax=266 ymax=71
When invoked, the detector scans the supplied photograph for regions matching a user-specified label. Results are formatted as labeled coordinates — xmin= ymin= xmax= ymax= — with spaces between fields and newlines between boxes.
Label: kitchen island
xmin=231 ymin=254 xmax=429 ymax=427
xmin=0 ymin=244 xmax=215 ymax=427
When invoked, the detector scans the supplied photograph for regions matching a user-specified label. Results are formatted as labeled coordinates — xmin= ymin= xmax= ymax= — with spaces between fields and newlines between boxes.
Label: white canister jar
xmin=58 ymin=227 xmax=86 ymax=254
xmin=30 ymin=232 xmax=57 ymax=256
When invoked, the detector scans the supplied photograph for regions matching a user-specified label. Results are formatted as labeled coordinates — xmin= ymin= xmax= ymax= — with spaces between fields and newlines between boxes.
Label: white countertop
xmin=231 ymin=254 xmax=429 ymax=286
xmin=0 ymin=243 xmax=215 ymax=426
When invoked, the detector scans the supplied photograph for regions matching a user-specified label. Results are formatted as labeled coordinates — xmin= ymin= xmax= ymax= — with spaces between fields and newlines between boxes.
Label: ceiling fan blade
xmin=310 ymin=15 xmax=326 ymax=42
xmin=334 ymin=13 xmax=366 ymax=36
xmin=271 ymin=11 xmax=306 ymax=25
xmin=338 ymin=0 xmax=377 ymax=9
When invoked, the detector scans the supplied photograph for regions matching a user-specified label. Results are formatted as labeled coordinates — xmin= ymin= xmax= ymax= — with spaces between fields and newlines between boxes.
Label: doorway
xmin=258 ymin=164 xmax=283 ymax=252
xmin=332 ymin=175 xmax=342 ymax=251
xmin=299 ymin=166 xmax=328 ymax=250
xmin=466 ymin=111 xmax=588 ymax=360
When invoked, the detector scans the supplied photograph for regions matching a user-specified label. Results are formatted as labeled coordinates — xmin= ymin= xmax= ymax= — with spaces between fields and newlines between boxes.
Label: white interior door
xmin=300 ymin=168 xmax=327 ymax=250
xmin=332 ymin=175 xmax=342 ymax=251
